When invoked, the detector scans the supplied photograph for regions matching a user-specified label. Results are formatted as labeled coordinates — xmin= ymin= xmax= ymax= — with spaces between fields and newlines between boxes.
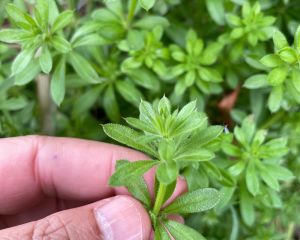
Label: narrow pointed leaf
xmin=103 ymin=124 xmax=156 ymax=156
xmin=50 ymin=57 xmax=66 ymax=106
xmin=52 ymin=10 xmax=74 ymax=33
xmin=39 ymin=46 xmax=52 ymax=74
xmin=164 ymin=221 xmax=206 ymax=240
xmin=163 ymin=188 xmax=220 ymax=214
xmin=109 ymin=160 xmax=158 ymax=186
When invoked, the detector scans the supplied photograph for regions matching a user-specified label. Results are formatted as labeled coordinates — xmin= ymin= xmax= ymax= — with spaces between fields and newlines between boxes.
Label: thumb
xmin=0 ymin=195 xmax=152 ymax=240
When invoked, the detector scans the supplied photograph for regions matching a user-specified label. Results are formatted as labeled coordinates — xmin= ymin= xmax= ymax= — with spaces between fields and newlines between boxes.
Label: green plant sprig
xmin=222 ymin=116 xmax=294 ymax=226
xmin=244 ymin=25 xmax=300 ymax=113
xmin=103 ymin=96 xmax=222 ymax=239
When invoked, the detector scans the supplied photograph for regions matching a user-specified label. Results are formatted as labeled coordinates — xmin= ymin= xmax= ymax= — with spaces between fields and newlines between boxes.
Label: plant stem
xmin=153 ymin=183 xmax=167 ymax=216
xmin=37 ymin=74 xmax=56 ymax=135
xmin=260 ymin=111 xmax=285 ymax=129
xmin=286 ymin=222 xmax=295 ymax=240
xmin=127 ymin=0 xmax=138 ymax=26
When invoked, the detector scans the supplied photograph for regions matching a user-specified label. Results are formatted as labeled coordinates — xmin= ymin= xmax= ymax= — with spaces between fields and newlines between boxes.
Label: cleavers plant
xmin=103 ymin=96 xmax=222 ymax=239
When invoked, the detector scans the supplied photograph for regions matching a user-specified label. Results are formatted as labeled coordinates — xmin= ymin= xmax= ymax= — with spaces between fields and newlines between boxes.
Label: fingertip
xmin=94 ymin=196 xmax=152 ymax=240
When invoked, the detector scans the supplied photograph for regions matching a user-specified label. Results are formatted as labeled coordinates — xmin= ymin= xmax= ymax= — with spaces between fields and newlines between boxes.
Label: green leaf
xmin=11 ymin=48 xmax=35 ymax=76
xmin=109 ymin=160 xmax=158 ymax=186
xmin=240 ymin=184 xmax=255 ymax=226
xmin=278 ymin=47 xmax=297 ymax=64
xmin=127 ymin=178 xmax=151 ymax=207
xmin=215 ymin=187 xmax=235 ymax=211
xmin=199 ymin=42 xmax=223 ymax=65
xmin=115 ymin=160 xmax=151 ymax=207
xmin=292 ymin=69 xmax=300 ymax=92
xmin=139 ymin=100 xmax=157 ymax=126
xmin=14 ymin=60 xmax=40 ymax=85
xmin=241 ymin=115 xmax=255 ymax=144
xmin=181 ymin=126 xmax=222 ymax=153
xmin=163 ymin=188 xmax=220 ymax=214
xmin=243 ymin=74 xmax=269 ymax=89
xmin=156 ymin=162 xmax=178 ymax=185
xmin=5 ymin=4 xmax=28 ymax=27
xmin=242 ymin=2 xmax=251 ymax=18
xmin=228 ymin=161 xmax=245 ymax=176
xmin=263 ymin=163 xmax=294 ymax=180
xmin=0 ymin=29 xmax=31 ymax=43
xmin=273 ymin=30 xmax=288 ymax=50
xmin=246 ymin=162 xmax=260 ymax=196
xmin=115 ymin=80 xmax=142 ymax=106
xmin=252 ymin=129 xmax=267 ymax=147
xmin=92 ymin=8 xmax=120 ymax=22
xmin=127 ymin=29 xmax=145 ymax=51
xmin=164 ymin=220 xmax=207 ymax=240
xmin=50 ymin=35 xmax=72 ymax=53
xmin=171 ymin=50 xmax=186 ymax=62
xmin=39 ymin=46 xmax=52 ymax=74
xmin=102 ymin=123 xmax=156 ymax=156
xmin=174 ymin=79 xmax=188 ymax=96
xmin=260 ymin=54 xmax=284 ymax=68
xmin=229 ymin=207 xmax=239 ymax=240
xmin=295 ymin=25 xmax=300 ymax=50
xmin=234 ymin=126 xmax=247 ymax=147
xmin=72 ymin=86 xmax=102 ymax=117
xmin=102 ymin=85 xmax=120 ymax=122
xmin=199 ymin=67 xmax=222 ymax=83
xmin=158 ymin=139 xmax=176 ymax=162
xmin=139 ymin=0 xmax=155 ymax=11
xmin=133 ymin=16 xmax=169 ymax=30
xmin=121 ymin=57 xmax=142 ymax=70
xmin=36 ymin=0 xmax=49 ymax=30
xmin=183 ymin=166 xmax=209 ymax=190
xmin=206 ymin=0 xmax=225 ymax=25
xmin=259 ymin=165 xmax=280 ymax=191
xmin=267 ymin=67 xmax=287 ymax=86
xmin=0 ymin=97 xmax=27 ymax=111
xmin=230 ymin=28 xmax=244 ymax=39
xmin=175 ymin=149 xmax=215 ymax=162
xmin=268 ymin=85 xmax=282 ymax=113
xmin=125 ymin=117 xmax=157 ymax=134
xmin=226 ymin=14 xmax=241 ymax=27
xmin=50 ymin=57 xmax=65 ymax=106
xmin=48 ymin=0 xmax=59 ymax=25
xmin=72 ymin=34 xmax=108 ymax=48
xmin=154 ymin=223 xmax=170 ymax=240
xmin=68 ymin=52 xmax=102 ymax=84
xmin=51 ymin=10 xmax=73 ymax=33
xmin=71 ymin=22 xmax=102 ymax=42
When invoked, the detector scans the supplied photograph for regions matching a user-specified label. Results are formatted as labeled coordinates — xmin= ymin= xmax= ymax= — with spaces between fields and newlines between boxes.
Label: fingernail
xmin=94 ymin=196 xmax=143 ymax=240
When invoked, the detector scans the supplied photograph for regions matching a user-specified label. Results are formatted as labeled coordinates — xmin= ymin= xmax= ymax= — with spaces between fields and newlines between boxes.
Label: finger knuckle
xmin=31 ymin=214 xmax=73 ymax=240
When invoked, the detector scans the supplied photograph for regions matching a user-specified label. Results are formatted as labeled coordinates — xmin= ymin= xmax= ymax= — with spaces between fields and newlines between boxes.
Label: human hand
xmin=0 ymin=136 xmax=186 ymax=239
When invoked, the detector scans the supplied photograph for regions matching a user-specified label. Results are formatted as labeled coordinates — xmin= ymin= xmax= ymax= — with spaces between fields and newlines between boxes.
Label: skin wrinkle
xmin=30 ymin=136 xmax=40 ymax=194
xmin=32 ymin=215 xmax=65 ymax=239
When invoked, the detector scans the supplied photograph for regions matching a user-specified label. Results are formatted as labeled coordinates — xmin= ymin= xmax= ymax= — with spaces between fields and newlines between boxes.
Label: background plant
xmin=0 ymin=0 xmax=300 ymax=239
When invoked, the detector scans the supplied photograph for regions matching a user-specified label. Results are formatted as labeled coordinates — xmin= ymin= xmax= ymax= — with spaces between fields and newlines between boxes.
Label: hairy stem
xmin=153 ymin=183 xmax=167 ymax=216
xmin=127 ymin=0 xmax=138 ymax=26
xmin=37 ymin=74 xmax=56 ymax=135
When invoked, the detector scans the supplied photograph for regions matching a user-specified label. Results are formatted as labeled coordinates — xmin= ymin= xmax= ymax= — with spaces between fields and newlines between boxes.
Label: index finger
xmin=0 ymin=136 xmax=186 ymax=215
